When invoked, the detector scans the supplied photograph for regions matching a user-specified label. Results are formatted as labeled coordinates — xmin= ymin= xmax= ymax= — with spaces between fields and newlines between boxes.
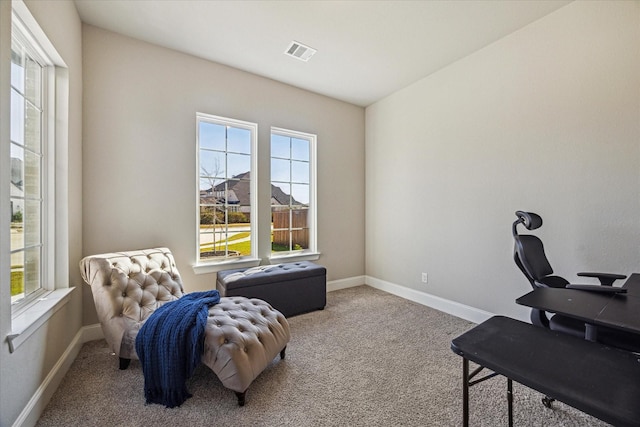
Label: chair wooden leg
xmin=235 ymin=391 xmax=246 ymax=407
xmin=280 ymin=346 xmax=287 ymax=360
xmin=119 ymin=357 xmax=131 ymax=370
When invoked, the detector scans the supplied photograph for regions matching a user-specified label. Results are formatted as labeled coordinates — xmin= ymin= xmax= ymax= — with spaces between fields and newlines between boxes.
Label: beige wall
xmin=365 ymin=1 xmax=640 ymax=320
xmin=0 ymin=1 xmax=83 ymax=426
xmin=81 ymin=25 xmax=366 ymax=324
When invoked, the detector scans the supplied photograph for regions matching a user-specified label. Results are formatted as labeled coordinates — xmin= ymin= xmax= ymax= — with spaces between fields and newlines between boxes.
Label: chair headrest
xmin=515 ymin=211 xmax=543 ymax=230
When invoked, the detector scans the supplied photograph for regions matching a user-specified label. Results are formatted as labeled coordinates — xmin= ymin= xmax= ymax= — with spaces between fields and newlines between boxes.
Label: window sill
xmin=269 ymin=251 xmax=321 ymax=263
xmin=7 ymin=287 xmax=76 ymax=353
xmin=192 ymin=257 xmax=261 ymax=275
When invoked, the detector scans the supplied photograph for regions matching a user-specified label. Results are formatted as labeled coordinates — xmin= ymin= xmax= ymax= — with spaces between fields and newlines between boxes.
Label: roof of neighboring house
xmin=203 ymin=171 xmax=303 ymax=207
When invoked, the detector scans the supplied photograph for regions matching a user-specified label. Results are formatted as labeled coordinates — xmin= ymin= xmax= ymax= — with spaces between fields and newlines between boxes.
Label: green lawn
xmin=201 ymin=232 xmax=251 ymax=256
xmin=11 ymin=270 xmax=23 ymax=296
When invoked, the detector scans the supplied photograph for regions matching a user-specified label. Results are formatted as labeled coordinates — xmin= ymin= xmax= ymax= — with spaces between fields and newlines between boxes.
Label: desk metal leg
xmin=507 ymin=378 xmax=513 ymax=427
xmin=463 ymin=358 xmax=469 ymax=427
xmin=585 ymin=323 xmax=598 ymax=342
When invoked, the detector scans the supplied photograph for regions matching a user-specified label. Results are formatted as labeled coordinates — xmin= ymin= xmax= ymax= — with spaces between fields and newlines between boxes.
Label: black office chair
xmin=512 ymin=211 xmax=639 ymax=351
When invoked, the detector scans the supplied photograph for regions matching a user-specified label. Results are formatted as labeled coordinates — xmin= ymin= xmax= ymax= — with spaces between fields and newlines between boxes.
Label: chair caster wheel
xmin=542 ymin=396 xmax=554 ymax=408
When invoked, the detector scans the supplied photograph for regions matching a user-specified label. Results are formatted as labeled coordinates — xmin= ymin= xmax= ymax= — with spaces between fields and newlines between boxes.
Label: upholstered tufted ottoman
xmin=80 ymin=248 xmax=290 ymax=406
xmin=217 ymin=261 xmax=327 ymax=317
xmin=201 ymin=296 xmax=290 ymax=405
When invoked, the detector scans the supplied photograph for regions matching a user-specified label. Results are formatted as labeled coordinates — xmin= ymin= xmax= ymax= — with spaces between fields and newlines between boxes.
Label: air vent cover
xmin=284 ymin=41 xmax=317 ymax=62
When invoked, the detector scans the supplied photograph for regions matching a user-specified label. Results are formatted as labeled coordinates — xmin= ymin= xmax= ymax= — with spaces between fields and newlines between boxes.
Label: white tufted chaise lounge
xmin=80 ymin=247 xmax=290 ymax=406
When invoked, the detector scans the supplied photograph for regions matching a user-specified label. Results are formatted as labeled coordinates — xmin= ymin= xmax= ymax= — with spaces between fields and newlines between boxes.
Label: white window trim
xmin=192 ymin=113 xmax=260 ymax=275
xmin=269 ymin=127 xmax=319 ymax=263
xmin=4 ymin=1 xmax=73 ymax=353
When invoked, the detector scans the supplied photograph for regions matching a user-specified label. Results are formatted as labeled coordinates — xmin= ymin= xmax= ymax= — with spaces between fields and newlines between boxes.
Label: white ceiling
xmin=74 ymin=0 xmax=571 ymax=107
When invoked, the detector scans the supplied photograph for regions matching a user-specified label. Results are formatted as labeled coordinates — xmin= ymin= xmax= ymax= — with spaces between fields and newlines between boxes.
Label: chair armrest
xmin=577 ymin=272 xmax=626 ymax=286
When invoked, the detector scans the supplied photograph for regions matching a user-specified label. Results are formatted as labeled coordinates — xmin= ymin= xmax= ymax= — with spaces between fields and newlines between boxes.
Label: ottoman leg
xmin=235 ymin=391 xmax=246 ymax=407
xmin=119 ymin=357 xmax=131 ymax=370
xmin=280 ymin=346 xmax=287 ymax=360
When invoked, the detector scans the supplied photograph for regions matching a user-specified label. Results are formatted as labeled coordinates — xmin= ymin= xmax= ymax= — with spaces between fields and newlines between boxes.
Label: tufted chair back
xmin=80 ymin=248 xmax=185 ymax=360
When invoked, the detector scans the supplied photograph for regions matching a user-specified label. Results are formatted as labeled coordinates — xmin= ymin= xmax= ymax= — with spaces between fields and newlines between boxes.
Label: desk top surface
xmin=516 ymin=274 xmax=640 ymax=334
xmin=451 ymin=316 xmax=640 ymax=427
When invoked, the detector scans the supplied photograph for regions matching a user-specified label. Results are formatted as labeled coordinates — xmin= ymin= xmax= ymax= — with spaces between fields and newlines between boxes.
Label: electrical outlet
xmin=421 ymin=272 xmax=428 ymax=283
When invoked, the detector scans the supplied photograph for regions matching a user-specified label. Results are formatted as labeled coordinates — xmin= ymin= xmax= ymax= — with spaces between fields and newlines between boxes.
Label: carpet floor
xmin=36 ymin=285 xmax=608 ymax=426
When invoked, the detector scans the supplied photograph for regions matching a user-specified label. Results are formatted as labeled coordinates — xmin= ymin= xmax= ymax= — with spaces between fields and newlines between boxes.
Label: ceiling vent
xmin=284 ymin=41 xmax=317 ymax=62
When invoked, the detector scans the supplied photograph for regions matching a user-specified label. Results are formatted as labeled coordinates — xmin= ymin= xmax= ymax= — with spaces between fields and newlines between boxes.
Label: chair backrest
xmin=512 ymin=211 xmax=567 ymax=289
xmin=80 ymin=247 xmax=185 ymax=359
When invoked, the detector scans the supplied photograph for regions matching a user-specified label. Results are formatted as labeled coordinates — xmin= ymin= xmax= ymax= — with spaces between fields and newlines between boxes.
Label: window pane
xmin=199 ymin=177 xmax=219 ymax=196
xmin=200 ymin=149 xmax=226 ymax=178
xmin=10 ymin=88 xmax=24 ymax=144
xmin=10 ymin=42 xmax=24 ymax=92
xmin=227 ymin=153 xmax=250 ymax=178
xmin=291 ymin=208 xmax=309 ymax=250
xmin=10 ymin=204 xmax=24 ymax=250
xmin=24 ymin=100 xmax=41 ymax=153
xmin=271 ymin=134 xmax=290 ymax=158
xmin=24 ymin=150 xmax=40 ymax=197
xmin=25 ymin=56 xmax=41 ymax=107
xmin=11 ymin=144 xmax=24 ymax=191
xmin=291 ymin=160 xmax=309 ymax=184
xmin=291 ymin=183 xmax=310 ymax=206
xmin=291 ymin=138 xmax=309 ymax=161
xmin=271 ymin=158 xmax=290 ymax=182
xmin=271 ymin=183 xmax=291 ymax=206
xmin=10 ymin=253 xmax=24 ymax=299
xmin=227 ymin=127 xmax=250 ymax=154
xmin=272 ymin=208 xmax=290 ymax=251
xmin=23 ymin=247 xmax=41 ymax=296
xmin=199 ymin=122 xmax=225 ymax=151
xmin=24 ymin=199 xmax=41 ymax=247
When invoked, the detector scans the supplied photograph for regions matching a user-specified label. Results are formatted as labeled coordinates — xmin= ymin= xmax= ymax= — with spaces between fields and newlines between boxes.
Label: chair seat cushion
xmin=550 ymin=314 xmax=640 ymax=353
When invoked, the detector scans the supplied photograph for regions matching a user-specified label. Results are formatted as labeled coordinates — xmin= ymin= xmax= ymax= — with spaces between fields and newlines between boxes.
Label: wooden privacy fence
xmin=272 ymin=210 xmax=309 ymax=248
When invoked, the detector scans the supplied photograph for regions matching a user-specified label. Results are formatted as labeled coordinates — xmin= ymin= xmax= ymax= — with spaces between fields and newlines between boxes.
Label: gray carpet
xmin=37 ymin=286 xmax=608 ymax=426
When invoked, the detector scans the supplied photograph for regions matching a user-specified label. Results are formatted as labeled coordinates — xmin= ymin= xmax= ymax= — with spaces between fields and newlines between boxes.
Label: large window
xmin=197 ymin=113 xmax=257 ymax=264
xmin=9 ymin=17 xmax=49 ymax=308
xmin=270 ymin=127 xmax=317 ymax=257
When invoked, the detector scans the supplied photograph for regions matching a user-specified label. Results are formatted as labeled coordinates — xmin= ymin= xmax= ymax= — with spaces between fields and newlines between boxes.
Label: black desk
xmin=451 ymin=316 xmax=640 ymax=427
xmin=516 ymin=273 xmax=640 ymax=341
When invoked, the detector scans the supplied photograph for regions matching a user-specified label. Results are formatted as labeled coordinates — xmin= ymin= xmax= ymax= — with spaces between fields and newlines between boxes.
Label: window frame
xmin=9 ymin=11 xmax=53 ymax=315
xmin=269 ymin=126 xmax=318 ymax=262
xmin=4 ymin=2 xmax=74 ymax=353
xmin=193 ymin=113 xmax=260 ymax=274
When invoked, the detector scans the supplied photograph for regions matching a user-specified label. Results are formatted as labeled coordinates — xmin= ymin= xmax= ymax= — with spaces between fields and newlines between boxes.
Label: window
xmin=5 ymin=3 xmax=73 ymax=353
xmin=196 ymin=113 xmax=257 ymax=265
xmin=270 ymin=127 xmax=317 ymax=258
xmin=9 ymin=16 xmax=50 ymax=309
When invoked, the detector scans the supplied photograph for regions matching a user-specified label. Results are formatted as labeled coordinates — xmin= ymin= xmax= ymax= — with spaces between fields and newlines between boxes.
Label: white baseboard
xmin=16 ymin=277 xmax=486 ymax=427
xmin=327 ymin=275 xmax=365 ymax=292
xmin=81 ymin=323 xmax=104 ymax=342
xmin=365 ymin=275 xmax=494 ymax=325
xmin=13 ymin=328 xmax=82 ymax=427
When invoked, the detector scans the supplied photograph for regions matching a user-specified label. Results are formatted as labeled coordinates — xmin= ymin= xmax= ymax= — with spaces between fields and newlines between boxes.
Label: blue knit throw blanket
xmin=135 ymin=290 xmax=220 ymax=408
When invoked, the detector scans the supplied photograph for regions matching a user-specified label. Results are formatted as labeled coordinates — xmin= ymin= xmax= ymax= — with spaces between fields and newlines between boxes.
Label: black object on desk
xmin=451 ymin=316 xmax=640 ymax=427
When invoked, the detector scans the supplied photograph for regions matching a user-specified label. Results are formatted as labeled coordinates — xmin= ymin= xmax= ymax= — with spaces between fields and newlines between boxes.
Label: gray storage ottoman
xmin=216 ymin=261 xmax=326 ymax=317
